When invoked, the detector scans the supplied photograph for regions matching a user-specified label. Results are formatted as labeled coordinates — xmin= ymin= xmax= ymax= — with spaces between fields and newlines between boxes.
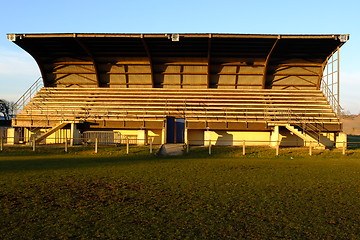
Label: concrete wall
xmin=114 ymin=129 xmax=163 ymax=145
xmin=198 ymin=130 xmax=271 ymax=146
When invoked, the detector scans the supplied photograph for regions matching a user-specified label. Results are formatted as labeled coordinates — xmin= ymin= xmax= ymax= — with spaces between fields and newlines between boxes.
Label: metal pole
xmin=0 ymin=137 xmax=3 ymax=152
xmin=337 ymin=49 xmax=341 ymax=115
xmin=126 ymin=137 xmax=129 ymax=155
xmin=342 ymin=141 xmax=346 ymax=155
xmin=65 ymin=137 xmax=68 ymax=152
xmin=242 ymin=140 xmax=246 ymax=156
xmin=309 ymin=142 xmax=312 ymax=156
xmin=95 ymin=138 xmax=98 ymax=154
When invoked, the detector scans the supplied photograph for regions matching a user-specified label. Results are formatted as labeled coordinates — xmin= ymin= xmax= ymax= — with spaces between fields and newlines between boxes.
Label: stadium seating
xmin=13 ymin=87 xmax=340 ymax=128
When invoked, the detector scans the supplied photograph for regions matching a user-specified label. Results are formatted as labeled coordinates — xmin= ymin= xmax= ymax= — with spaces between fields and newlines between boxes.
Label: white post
xmin=32 ymin=139 xmax=36 ymax=152
xmin=276 ymin=141 xmax=280 ymax=156
xmin=95 ymin=138 xmax=98 ymax=154
xmin=149 ymin=137 xmax=153 ymax=154
xmin=208 ymin=140 xmax=212 ymax=155
xmin=0 ymin=137 xmax=3 ymax=152
xmin=126 ymin=137 xmax=129 ymax=155
xmin=242 ymin=140 xmax=246 ymax=156
xmin=70 ymin=123 xmax=75 ymax=146
xmin=309 ymin=142 xmax=312 ymax=156
xmin=64 ymin=137 xmax=68 ymax=152
xmin=342 ymin=141 xmax=346 ymax=155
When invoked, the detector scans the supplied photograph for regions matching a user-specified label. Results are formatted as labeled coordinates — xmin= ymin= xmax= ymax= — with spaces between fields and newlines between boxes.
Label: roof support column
xmin=141 ymin=36 xmax=155 ymax=88
xmin=74 ymin=36 xmax=101 ymax=87
xmin=207 ymin=34 xmax=212 ymax=88
xmin=262 ymin=36 xmax=280 ymax=89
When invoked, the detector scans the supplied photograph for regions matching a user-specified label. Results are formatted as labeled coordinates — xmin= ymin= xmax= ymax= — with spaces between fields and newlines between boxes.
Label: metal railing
xmin=263 ymin=104 xmax=328 ymax=147
xmin=12 ymin=77 xmax=44 ymax=115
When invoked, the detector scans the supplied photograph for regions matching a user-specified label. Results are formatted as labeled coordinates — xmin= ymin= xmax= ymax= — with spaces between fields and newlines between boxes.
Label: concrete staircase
xmin=284 ymin=124 xmax=326 ymax=148
xmin=34 ymin=121 xmax=70 ymax=143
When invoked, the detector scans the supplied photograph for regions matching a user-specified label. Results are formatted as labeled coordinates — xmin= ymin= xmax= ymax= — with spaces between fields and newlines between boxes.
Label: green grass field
xmin=1 ymin=146 xmax=360 ymax=239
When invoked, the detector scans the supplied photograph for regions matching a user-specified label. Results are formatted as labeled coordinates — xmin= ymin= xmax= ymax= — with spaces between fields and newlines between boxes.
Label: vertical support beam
xmin=262 ymin=37 xmax=280 ymax=89
xmin=70 ymin=123 xmax=81 ymax=146
xmin=74 ymin=36 xmax=101 ymax=87
xmin=137 ymin=129 xmax=146 ymax=145
xmin=337 ymin=49 xmax=341 ymax=115
xmin=207 ymin=34 xmax=212 ymax=88
xmin=124 ymin=65 xmax=129 ymax=88
xmin=180 ymin=65 xmax=184 ymax=88
xmin=235 ymin=65 xmax=240 ymax=89
xmin=141 ymin=36 xmax=155 ymax=88
xmin=162 ymin=121 xmax=167 ymax=144
xmin=70 ymin=123 xmax=75 ymax=146
xmin=204 ymin=130 xmax=212 ymax=146
xmin=270 ymin=125 xmax=280 ymax=147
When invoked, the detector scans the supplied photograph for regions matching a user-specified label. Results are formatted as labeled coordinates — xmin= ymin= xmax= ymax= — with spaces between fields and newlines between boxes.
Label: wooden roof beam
xmin=262 ymin=36 xmax=280 ymax=89
xmin=141 ymin=36 xmax=154 ymax=88
xmin=73 ymin=36 xmax=101 ymax=87
xmin=207 ymin=34 xmax=212 ymax=88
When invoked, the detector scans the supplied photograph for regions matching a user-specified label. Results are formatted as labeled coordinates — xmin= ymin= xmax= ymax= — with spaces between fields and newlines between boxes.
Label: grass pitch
xmin=1 ymin=146 xmax=360 ymax=239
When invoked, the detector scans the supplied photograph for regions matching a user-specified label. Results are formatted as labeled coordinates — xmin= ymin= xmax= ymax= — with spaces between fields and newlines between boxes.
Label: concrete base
xmin=6 ymin=128 xmax=19 ymax=144
xmin=336 ymin=132 xmax=347 ymax=148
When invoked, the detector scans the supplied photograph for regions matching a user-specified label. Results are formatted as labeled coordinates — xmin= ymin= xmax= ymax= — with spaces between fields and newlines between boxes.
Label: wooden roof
xmin=8 ymin=33 xmax=349 ymax=89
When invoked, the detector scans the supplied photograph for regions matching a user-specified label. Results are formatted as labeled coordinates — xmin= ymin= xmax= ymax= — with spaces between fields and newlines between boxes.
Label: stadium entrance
xmin=166 ymin=117 xmax=185 ymax=144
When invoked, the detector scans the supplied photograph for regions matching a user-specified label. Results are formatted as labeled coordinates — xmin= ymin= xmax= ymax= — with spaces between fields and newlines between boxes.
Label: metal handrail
xmin=321 ymin=80 xmax=343 ymax=115
xmin=13 ymin=77 xmax=44 ymax=114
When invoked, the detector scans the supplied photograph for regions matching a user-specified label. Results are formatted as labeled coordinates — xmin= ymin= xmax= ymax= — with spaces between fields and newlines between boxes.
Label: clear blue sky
xmin=1 ymin=0 xmax=359 ymax=113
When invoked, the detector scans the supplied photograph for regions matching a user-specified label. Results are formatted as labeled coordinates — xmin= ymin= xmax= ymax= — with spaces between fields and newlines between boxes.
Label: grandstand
xmin=7 ymin=33 xmax=349 ymax=148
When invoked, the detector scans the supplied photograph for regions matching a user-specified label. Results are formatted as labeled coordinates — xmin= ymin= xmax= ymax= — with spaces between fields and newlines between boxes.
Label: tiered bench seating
xmin=13 ymin=88 xmax=341 ymax=131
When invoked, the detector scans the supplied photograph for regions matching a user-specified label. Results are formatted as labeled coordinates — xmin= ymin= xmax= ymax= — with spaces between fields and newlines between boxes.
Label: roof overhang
xmin=8 ymin=33 xmax=349 ymax=89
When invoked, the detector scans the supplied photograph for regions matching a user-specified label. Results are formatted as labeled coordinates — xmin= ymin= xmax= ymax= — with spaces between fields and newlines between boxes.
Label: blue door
xmin=166 ymin=117 xmax=185 ymax=143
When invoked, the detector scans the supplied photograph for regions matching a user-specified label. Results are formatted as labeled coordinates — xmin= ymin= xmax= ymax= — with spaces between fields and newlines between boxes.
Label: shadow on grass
xmin=1 ymin=145 xmax=359 ymax=173
xmin=0 ymin=146 xmax=160 ymax=173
